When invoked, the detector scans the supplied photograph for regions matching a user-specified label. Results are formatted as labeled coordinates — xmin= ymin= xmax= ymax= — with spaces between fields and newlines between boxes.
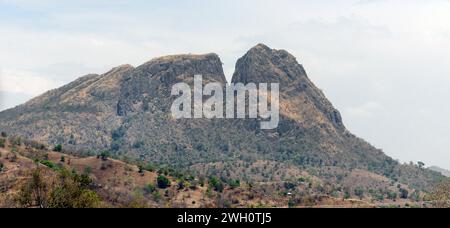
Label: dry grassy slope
xmin=1 ymin=140 xmax=427 ymax=208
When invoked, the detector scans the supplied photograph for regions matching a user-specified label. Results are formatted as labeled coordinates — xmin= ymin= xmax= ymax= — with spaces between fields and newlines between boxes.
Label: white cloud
xmin=0 ymin=68 xmax=60 ymax=96
xmin=344 ymin=102 xmax=385 ymax=119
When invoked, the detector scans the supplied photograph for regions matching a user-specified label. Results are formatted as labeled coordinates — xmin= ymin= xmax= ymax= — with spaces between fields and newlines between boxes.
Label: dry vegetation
xmin=1 ymin=133 xmax=447 ymax=208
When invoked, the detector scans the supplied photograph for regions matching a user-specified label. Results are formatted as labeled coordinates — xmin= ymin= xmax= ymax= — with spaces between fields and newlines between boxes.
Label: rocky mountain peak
xmin=232 ymin=44 xmax=307 ymax=86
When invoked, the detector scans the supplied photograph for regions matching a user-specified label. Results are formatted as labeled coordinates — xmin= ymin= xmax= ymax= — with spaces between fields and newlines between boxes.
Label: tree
xmin=98 ymin=151 xmax=110 ymax=161
xmin=418 ymin=161 xmax=425 ymax=169
xmin=0 ymin=138 xmax=5 ymax=148
xmin=17 ymin=168 xmax=101 ymax=208
xmin=17 ymin=168 xmax=49 ymax=208
xmin=47 ymin=170 xmax=100 ymax=208
xmin=0 ymin=163 xmax=4 ymax=172
xmin=60 ymin=156 xmax=65 ymax=163
xmin=157 ymin=175 xmax=170 ymax=189
xmin=399 ymin=188 xmax=409 ymax=199
xmin=53 ymin=144 xmax=63 ymax=152
xmin=209 ymin=177 xmax=224 ymax=192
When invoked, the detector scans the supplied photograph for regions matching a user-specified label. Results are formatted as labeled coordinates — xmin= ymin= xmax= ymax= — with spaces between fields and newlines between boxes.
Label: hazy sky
xmin=1 ymin=0 xmax=450 ymax=169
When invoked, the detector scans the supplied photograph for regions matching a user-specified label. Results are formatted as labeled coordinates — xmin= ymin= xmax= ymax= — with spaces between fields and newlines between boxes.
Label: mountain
xmin=429 ymin=166 xmax=450 ymax=177
xmin=0 ymin=44 xmax=445 ymax=193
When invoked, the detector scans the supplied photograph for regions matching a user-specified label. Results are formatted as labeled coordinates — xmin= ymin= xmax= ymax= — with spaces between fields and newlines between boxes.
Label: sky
xmin=1 ymin=0 xmax=450 ymax=169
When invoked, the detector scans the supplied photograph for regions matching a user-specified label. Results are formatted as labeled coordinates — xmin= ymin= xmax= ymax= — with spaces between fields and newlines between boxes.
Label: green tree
xmin=157 ymin=175 xmax=170 ymax=189
xmin=209 ymin=177 xmax=224 ymax=192
xmin=418 ymin=161 xmax=425 ymax=169
xmin=53 ymin=144 xmax=63 ymax=152
xmin=98 ymin=151 xmax=110 ymax=161
xmin=399 ymin=188 xmax=409 ymax=199
xmin=47 ymin=170 xmax=100 ymax=208
xmin=16 ymin=168 xmax=49 ymax=208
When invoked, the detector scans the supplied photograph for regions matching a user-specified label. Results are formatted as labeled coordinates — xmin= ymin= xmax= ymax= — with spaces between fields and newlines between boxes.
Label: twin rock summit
xmin=0 ymin=44 xmax=441 ymax=190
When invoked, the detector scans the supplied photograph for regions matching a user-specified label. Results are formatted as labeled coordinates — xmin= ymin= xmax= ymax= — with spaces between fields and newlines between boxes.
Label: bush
xmin=98 ymin=151 xmax=110 ymax=161
xmin=144 ymin=183 xmax=156 ymax=194
xmin=229 ymin=179 xmax=241 ymax=189
xmin=387 ymin=191 xmax=398 ymax=201
xmin=399 ymin=188 xmax=409 ymax=199
xmin=178 ymin=181 xmax=186 ymax=190
xmin=40 ymin=160 xmax=59 ymax=171
xmin=157 ymin=175 xmax=170 ymax=189
xmin=17 ymin=168 xmax=101 ymax=208
xmin=284 ymin=182 xmax=296 ymax=190
xmin=53 ymin=144 xmax=63 ymax=152
xmin=354 ymin=187 xmax=365 ymax=199
xmin=84 ymin=166 xmax=92 ymax=175
xmin=209 ymin=177 xmax=224 ymax=193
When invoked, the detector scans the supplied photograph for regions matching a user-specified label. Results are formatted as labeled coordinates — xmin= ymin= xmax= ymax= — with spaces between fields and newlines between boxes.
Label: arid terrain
xmin=0 ymin=44 xmax=448 ymax=208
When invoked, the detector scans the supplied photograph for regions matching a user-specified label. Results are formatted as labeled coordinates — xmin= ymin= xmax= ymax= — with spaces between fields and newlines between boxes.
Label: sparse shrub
xmin=284 ymin=182 xmax=296 ymax=190
xmin=229 ymin=179 xmax=241 ymax=189
xmin=0 ymin=138 xmax=5 ymax=148
xmin=143 ymin=163 xmax=156 ymax=172
xmin=354 ymin=187 xmax=365 ymax=199
xmin=84 ymin=166 xmax=92 ymax=175
xmin=144 ymin=183 xmax=156 ymax=194
xmin=152 ymin=191 xmax=162 ymax=202
xmin=344 ymin=191 xmax=351 ymax=200
xmin=40 ymin=160 xmax=59 ymax=171
xmin=387 ymin=191 xmax=398 ymax=201
xmin=157 ymin=175 xmax=170 ymax=189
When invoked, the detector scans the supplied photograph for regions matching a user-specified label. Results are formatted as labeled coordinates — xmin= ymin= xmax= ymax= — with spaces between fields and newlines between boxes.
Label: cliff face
xmin=0 ymin=44 xmax=442 ymax=190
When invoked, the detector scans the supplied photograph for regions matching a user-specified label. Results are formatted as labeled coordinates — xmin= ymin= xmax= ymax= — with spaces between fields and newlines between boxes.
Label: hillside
xmin=0 ymin=135 xmax=438 ymax=208
xmin=429 ymin=166 xmax=450 ymax=177
xmin=0 ymin=44 xmax=446 ymax=199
